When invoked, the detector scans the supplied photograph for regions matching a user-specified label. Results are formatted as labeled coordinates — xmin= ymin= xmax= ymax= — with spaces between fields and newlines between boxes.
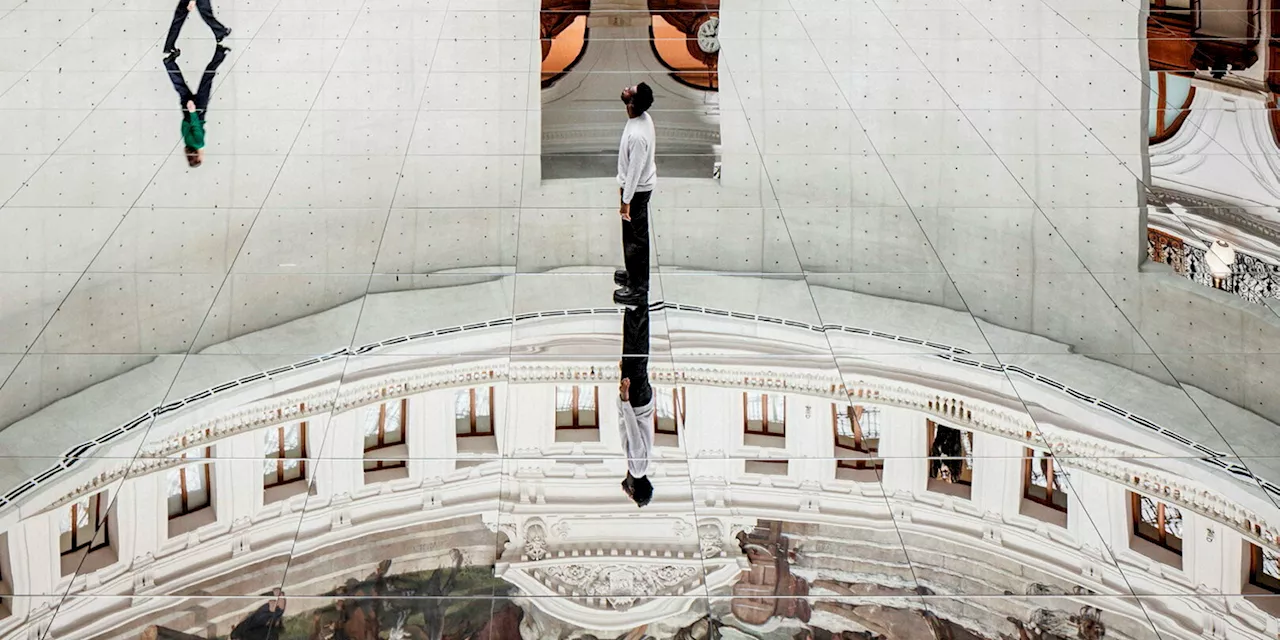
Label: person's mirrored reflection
xmin=163 ymin=0 xmax=232 ymax=58
xmin=618 ymin=303 xmax=654 ymax=508
xmin=164 ymin=44 xmax=229 ymax=168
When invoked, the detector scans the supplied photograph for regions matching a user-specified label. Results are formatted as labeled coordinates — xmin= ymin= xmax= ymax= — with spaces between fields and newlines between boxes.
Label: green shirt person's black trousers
xmin=165 ymin=44 xmax=228 ymax=150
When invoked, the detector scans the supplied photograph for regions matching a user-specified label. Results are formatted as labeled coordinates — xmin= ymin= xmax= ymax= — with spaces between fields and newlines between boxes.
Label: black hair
xmin=184 ymin=146 xmax=202 ymax=167
xmin=631 ymin=475 xmax=653 ymax=507
xmin=632 ymin=82 xmax=654 ymax=116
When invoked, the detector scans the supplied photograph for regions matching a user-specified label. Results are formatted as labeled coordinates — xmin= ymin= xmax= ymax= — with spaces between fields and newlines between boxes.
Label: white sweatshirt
xmin=616 ymin=393 xmax=656 ymax=478
xmin=616 ymin=112 xmax=657 ymax=205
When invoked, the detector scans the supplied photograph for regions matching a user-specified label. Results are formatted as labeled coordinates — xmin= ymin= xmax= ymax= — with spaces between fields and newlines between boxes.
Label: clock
xmin=695 ymin=15 xmax=720 ymax=55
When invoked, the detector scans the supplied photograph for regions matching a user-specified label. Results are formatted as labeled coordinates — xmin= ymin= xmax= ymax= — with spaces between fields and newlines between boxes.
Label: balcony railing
xmin=1148 ymin=227 xmax=1280 ymax=303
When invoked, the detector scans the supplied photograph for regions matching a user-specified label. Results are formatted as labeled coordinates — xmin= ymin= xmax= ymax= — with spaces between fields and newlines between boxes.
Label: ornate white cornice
xmin=43 ymin=359 xmax=1280 ymax=555
xmin=13 ymin=305 xmax=1280 ymax=559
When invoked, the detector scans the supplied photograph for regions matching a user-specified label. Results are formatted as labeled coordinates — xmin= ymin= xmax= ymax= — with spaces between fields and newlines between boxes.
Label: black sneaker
xmin=613 ymin=269 xmax=627 ymax=287
xmin=613 ymin=286 xmax=648 ymax=308
xmin=217 ymin=28 xmax=231 ymax=43
xmin=163 ymin=48 xmax=180 ymax=62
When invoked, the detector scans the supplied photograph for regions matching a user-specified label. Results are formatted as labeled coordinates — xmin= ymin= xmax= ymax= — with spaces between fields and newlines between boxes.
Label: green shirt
xmin=181 ymin=111 xmax=205 ymax=150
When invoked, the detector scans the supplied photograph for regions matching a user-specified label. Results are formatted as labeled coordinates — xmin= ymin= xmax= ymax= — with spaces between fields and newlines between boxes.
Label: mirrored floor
xmin=3 ymin=0 xmax=1280 ymax=638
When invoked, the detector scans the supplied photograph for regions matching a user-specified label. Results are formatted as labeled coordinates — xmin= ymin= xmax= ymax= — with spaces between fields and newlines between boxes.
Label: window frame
xmin=655 ymin=386 xmax=686 ymax=436
xmin=834 ymin=404 xmax=882 ymax=470
xmin=168 ymin=446 xmax=214 ymax=520
xmin=1250 ymin=544 xmax=1280 ymax=593
xmin=456 ymin=387 xmax=496 ymax=437
xmin=926 ymin=420 xmax=973 ymax=486
xmin=60 ymin=492 xmax=110 ymax=556
xmin=364 ymin=398 xmax=407 ymax=471
xmin=555 ymin=385 xmax=600 ymax=430
xmin=1150 ymin=0 xmax=1200 ymax=29
xmin=1022 ymin=448 xmax=1069 ymax=512
xmin=743 ymin=392 xmax=786 ymax=437
xmin=1132 ymin=492 xmax=1184 ymax=555
xmin=264 ymin=422 xmax=308 ymax=488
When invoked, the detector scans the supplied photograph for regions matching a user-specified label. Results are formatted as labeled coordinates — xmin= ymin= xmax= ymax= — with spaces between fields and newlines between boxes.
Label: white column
xmin=221 ymin=431 xmax=263 ymax=521
xmin=972 ymin=433 xmax=1022 ymax=518
xmin=1069 ymin=471 xmax=1124 ymax=561
xmin=1182 ymin=511 xmax=1209 ymax=588
xmin=1216 ymin=528 xmax=1246 ymax=594
xmin=317 ymin=409 xmax=363 ymax=499
xmin=505 ymin=383 xmax=556 ymax=455
xmin=15 ymin=513 xmax=59 ymax=597
xmin=598 ymin=385 xmax=622 ymax=451
xmin=410 ymin=390 xmax=455 ymax=480
xmin=879 ymin=408 xmax=926 ymax=496
xmin=786 ymin=396 xmax=826 ymax=482
xmin=685 ymin=386 xmax=736 ymax=457
xmin=122 ymin=472 xmax=166 ymax=555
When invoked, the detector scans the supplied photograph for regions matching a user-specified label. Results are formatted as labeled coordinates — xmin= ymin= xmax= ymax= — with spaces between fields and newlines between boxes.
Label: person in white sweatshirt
xmin=614 ymin=82 xmax=657 ymax=308
xmin=618 ymin=304 xmax=655 ymax=507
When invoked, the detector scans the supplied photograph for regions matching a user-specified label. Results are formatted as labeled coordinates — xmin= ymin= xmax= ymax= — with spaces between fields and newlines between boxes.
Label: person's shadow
xmin=164 ymin=44 xmax=228 ymax=168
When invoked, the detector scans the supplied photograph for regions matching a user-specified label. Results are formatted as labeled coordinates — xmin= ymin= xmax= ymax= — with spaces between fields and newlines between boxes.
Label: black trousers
xmin=165 ymin=43 xmax=228 ymax=112
xmin=621 ymin=304 xmax=652 ymax=408
xmin=621 ymin=189 xmax=652 ymax=292
xmin=164 ymin=0 xmax=230 ymax=52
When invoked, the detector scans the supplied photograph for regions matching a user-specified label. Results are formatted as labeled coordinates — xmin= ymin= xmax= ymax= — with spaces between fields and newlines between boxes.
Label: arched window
xmin=1149 ymin=71 xmax=1196 ymax=143
xmin=650 ymin=13 xmax=719 ymax=91
xmin=541 ymin=2 xmax=589 ymax=89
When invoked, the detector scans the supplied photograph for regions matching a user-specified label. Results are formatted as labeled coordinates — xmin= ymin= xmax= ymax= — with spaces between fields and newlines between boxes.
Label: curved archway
xmin=648 ymin=2 xmax=719 ymax=92
xmin=1149 ymin=71 xmax=1197 ymax=144
xmin=540 ymin=0 xmax=590 ymax=89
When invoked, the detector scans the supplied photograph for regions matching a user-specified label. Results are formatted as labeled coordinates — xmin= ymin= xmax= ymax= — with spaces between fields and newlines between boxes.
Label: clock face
xmin=696 ymin=15 xmax=720 ymax=54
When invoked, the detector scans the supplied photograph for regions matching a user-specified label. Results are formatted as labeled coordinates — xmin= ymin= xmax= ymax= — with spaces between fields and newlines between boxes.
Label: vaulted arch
xmin=648 ymin=0 xmax=719 ymax=91
xmin=541 ymin=0 xmax=590 ymax=89
xmin=1149 ymin=71 xmax=1197 ymax=143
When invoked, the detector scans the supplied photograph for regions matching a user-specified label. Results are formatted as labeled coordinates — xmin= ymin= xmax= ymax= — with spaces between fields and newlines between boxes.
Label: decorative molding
xmin=525 ymin=524 xmax=549 ymax=562
xmin=1148 ymin=186 xmax=1280 ymax=248
xmin=550 ymin=519 xmax=571 ymax=540
xmin=536 ymin=563 xmax=699 ymax=610
xmin=698 ymin=522 xmax=724 ymax=559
